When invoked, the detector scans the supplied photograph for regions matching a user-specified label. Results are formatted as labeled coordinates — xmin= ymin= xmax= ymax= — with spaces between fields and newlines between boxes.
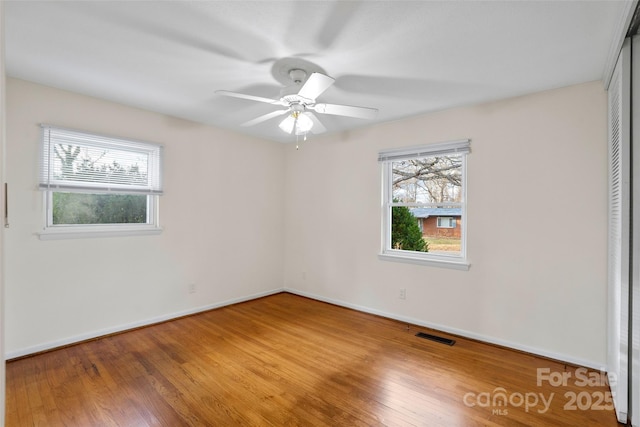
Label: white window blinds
xmin=378 ymin=139 xmax=470 ymax=162
xmin=40 ymin=125 xmax=163 ymax=195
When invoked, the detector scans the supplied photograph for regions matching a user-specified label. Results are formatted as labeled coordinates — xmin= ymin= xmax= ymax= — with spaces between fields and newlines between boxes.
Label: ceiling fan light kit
xmin=216 ymin=59 xmax=378 ymax=144
xmin=278 ymin=110 xmax=313 ymax=135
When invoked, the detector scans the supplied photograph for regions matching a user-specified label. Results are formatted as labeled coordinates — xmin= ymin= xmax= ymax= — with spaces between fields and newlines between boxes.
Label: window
xmin=39 ymin=125 xmax=163 ymax=239
xmin=437 ymin=217 xmax=456 ymax=228
xmin=379 ymin=139 xmax=469 ymax=269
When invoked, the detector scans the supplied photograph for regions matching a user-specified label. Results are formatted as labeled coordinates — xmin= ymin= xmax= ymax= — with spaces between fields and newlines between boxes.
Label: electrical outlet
xmin=399 ymin=288 xmax=406 ymax=300
xmin=188 ymin=283 xmax=197 ymax=294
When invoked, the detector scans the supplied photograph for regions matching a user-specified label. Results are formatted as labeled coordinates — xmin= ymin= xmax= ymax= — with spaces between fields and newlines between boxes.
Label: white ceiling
xmin=4 ymin=1 xmax=630 ymax=143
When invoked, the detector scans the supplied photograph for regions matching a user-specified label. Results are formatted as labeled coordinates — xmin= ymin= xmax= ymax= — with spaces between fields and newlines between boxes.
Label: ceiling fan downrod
xmin=288 ymin=69 xmax=307 ymax=85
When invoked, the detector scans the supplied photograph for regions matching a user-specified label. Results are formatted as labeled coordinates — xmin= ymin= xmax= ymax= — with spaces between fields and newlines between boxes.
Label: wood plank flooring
xmin=6 ymin=292 xmax=620 ymax=426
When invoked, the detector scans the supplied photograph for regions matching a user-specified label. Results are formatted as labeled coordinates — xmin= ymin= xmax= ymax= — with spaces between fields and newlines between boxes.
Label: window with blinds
xmin=378 ymin=140 xmax=470 ymax=269
xmin=39 ymin=125 xmax=164 ymax=238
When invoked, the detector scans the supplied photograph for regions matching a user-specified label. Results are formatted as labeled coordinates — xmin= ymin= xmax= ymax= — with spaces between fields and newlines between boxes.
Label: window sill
xmin=38 ymin=226 xmax=162 ymax=240
xmin=378 ymin=251 xmax=470 ymax=271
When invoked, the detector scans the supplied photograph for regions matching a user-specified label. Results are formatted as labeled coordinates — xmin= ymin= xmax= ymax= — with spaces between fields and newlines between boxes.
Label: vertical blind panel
xmin=40 ymin=125 xmax=163 ymax=195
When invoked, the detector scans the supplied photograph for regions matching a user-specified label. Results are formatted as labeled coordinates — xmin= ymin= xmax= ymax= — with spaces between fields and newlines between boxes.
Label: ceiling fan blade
xmin=334 ymin=75 xmax=465 ymax=100
xmin=216 ymin=90 xmax=285 ymax=106
xmin=98 ymin=5 xmax=278 ymax=64
xmin=316 ymin=1 xmax=362 ymax=50
xmin=298 ymin=73 xmax=335 ymax=100
xmin=305 ymin=113 xmax=327 ymax=134
xmin=312 ymin=103 xmax=378 ymax=120
xmin=242 ymin=109 xmax=290 ymax=127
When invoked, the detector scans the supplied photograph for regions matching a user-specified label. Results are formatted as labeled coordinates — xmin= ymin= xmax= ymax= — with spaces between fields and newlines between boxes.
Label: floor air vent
xmin=416 ymin=332 xmax=455 ymax=346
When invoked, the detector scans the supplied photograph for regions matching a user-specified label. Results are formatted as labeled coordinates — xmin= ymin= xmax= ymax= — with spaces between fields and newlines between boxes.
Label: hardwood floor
xmin=6 ymin=293 xmax=620 ymax=426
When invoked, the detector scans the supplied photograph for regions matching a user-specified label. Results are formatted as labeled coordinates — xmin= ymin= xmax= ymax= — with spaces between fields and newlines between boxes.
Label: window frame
xmin=38 ymin=125 xmax=163 ymax=240
xmin=379 ymin=140 xmax=470 ymax=270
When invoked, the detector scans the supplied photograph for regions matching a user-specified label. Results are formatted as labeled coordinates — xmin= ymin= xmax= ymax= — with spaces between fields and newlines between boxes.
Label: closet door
xmin=631 ymin=34 xmax=640 ymax=427
xmin=608 ymin=37 xmax=630 ymax=425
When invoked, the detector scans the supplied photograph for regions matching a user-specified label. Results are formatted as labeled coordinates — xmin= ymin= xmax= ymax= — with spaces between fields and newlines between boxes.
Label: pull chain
xmin=295 ymin=132 xmax=308 ymax=150
xmin=292 ymin=114 xmax=309 ymax=150
xmin=294 ymin=114 xmax=299 ymax=150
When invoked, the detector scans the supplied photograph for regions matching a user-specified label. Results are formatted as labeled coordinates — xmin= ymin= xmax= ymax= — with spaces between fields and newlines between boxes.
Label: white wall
xmin=5 ymin=77 xmax=610 ymax=369
xmin=5 ymin=78 xmax=285 ymax=357
xmin=283 ymin=81 xmax=609 ymax=368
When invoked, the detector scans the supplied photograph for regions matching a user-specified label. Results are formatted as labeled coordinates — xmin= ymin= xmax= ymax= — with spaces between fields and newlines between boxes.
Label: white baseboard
xmin=6 ymin=288 xmax=283 ymax=360
xmin=284 ymin=287 xmax=606 ymax=371
xmin=8 ymin=286 xmax=605 ymax=372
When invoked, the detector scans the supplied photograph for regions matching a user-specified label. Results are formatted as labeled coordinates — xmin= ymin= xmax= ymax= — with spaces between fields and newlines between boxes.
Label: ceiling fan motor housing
xmin=290 ymin=103 xmax=305 ymax=114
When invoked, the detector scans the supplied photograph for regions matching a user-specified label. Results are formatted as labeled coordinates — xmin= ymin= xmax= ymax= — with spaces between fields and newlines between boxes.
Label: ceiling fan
xmin=216 ymin=69 xmax=378 ymax=136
